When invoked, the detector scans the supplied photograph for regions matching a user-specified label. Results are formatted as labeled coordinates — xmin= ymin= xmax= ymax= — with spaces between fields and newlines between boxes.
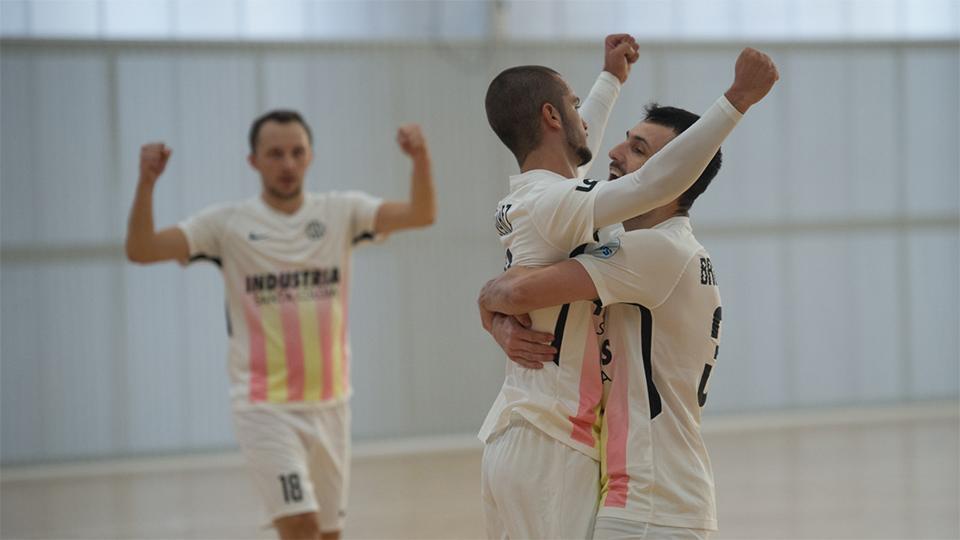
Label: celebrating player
xmin=480 ymin=49 xmax=779 ymax=540
xmin=125 ymin=112 xmax=436 ymax=540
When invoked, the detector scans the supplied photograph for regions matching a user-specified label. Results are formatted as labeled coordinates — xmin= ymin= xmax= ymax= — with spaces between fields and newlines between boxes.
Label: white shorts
xmin=233 ymin=403 xmax=350 ymax=533
xmin=593 ymin=518 xmax=711 ymax=540
xmin=481 ymin=415 xmax=600 ymax=539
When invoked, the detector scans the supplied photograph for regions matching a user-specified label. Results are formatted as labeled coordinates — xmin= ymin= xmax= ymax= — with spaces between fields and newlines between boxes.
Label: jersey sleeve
xmin=573 ymin=230 xmax=688 ymax=308
xmin=529 ymin=179 xmax=603 ymax=251
xmin=177 ymin=203 xmax=234 ymax=259
xmin=592 ymin=95 xmax=743 ymax=229
xmin=577 ymin=71 xmax=621 ymax=178
xmin=341 ymin=190 xmax=384 ymax=245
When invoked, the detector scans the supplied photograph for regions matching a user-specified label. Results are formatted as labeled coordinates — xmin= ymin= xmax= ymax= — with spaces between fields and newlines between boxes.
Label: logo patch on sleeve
xmin=588 ymin=238 xmax=620 ymax=259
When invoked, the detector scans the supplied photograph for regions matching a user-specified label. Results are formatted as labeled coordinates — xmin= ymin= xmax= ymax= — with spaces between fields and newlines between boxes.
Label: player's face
xmin=249 ymin=121 xmax=313 ymax=201
xmin=559 ymin=82 xmax=592 ymax=168
xmin=607 ymin=121 xmax=677 ymax=180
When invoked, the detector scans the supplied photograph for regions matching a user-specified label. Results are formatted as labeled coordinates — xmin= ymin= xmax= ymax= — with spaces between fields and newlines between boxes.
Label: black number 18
xmin=279 ymin=473 xmax=303 ymax=503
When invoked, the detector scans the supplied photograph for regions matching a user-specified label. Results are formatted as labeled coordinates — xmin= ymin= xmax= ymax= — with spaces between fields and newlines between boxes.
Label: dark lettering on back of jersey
xmin=495 ymin=204 xmax=513 ymax=236
xmin=700 ymin=257 xmax=718 ymax=286
xmin=575 ymin=178 xmax=600 ymax=192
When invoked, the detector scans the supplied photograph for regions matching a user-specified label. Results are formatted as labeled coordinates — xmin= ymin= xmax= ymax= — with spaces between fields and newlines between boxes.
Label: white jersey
xmin=178 ymin=191 xmax=382 ymax=410
xmin=479 ymin=75 xmax=741 ymax=460
xmin=575 ymin=216 xmax=721 ymax=530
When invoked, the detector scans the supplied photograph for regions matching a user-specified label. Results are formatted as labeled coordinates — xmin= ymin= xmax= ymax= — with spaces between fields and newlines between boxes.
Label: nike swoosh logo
xmin=248 ymin=233 xmax=270 ymax=241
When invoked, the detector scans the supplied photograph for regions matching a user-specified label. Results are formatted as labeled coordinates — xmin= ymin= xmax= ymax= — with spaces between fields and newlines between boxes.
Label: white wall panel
xmin=243 ymin=0 xmax=305 ymax=39
xmin=173 ymin=0 xmax=240 ymax=39
xmin=903 ymin=47 xmax=960 ymax=216
xmin=29 ymin=0 xmax=99 ymax=37
xmin=103 ymin=0 xmax=171 ymax=38
xmin=0 ymin=264 xmax=43 ymax=462
xmin=849 ymin=232 xmax=903 ymax=402
xmin=848 ymin=48 xmax=900 ymax=219
xmin=34 ymin=53 xmax=113 ymax=245
xmin=783 ymin=51 xmax=853 ymax=221
xmin=0 ymin=0 xmax=29 ymax=36
xmin=788 ymin=233 xmax=858 ymax=406
xmin=1 ymin=54 xmax=38 ymax=245
xmin=175 ymin=54 xmax=258 ymax=211
xmin=122 ymin=263 xmax=188 ymax=453
xmin=36 ymin=262 xmax=119 ymax=460
xmin=908 ymin=230 xmax=960 ymax=398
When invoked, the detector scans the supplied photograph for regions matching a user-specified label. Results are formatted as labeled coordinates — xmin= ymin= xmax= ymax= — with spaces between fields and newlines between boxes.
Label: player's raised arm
xmin=577 ymin=34 xmax=639 ymax=177
xmin=592 ymin=47 xmax=779 ymax=228
xmin=125 ymin=143 xmax=190 ymax=264
xmin=372 ymin=124 xmax=437 ymax=235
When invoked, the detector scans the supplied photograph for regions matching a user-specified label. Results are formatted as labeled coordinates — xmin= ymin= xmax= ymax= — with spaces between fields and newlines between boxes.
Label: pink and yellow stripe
xmin=245 ymin=288 xmax=348 ymax=404
xmin=569 ymin=319 xmax=602 ymax=448
xmin=601 ymin=335 xmax=630 ymax=508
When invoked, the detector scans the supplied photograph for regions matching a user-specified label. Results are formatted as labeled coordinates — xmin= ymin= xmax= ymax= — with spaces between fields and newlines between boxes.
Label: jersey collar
xmin=508 ymin=169 xmax=569 ymax=193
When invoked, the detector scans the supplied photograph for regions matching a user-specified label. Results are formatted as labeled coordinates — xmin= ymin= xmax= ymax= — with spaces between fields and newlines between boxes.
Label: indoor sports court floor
xmin=2 ymin=402 xmax=956 ymax=539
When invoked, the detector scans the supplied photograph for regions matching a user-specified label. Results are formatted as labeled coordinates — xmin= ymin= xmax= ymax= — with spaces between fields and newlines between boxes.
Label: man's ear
xmin=541 ymin=102 xmax=562 ymax=131
xmin=247 ymin=153 xmax=257 ymax=169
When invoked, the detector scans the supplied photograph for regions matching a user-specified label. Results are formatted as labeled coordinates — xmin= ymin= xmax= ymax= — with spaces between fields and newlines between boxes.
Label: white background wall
xmin=1 ymin=37 xmax=958 ymax=464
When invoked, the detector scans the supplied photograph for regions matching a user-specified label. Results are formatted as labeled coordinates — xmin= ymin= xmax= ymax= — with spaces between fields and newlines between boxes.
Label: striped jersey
xmin=479 ymin=171 xmax=619 ymax=459
xmin=178 ymin=191 xmax=382 ymax=409
xmin=575 ymin=216 xmax=722 ymax=530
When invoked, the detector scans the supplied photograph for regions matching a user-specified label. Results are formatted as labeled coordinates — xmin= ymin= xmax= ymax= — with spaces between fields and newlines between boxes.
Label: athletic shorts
xmin=233 ymin=403 xmax=350 ymax=533
xmin=593 ymin=517 xmax=711 ymax=540
xmin=481 ymin=415 xmax=600 ymax=539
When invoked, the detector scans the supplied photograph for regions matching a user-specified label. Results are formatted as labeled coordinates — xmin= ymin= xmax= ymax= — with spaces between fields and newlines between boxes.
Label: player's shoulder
xmin=620 ymin=220 xmax=697 ymax=262
xmin=193 ymin=199 xmax=245 ymax=221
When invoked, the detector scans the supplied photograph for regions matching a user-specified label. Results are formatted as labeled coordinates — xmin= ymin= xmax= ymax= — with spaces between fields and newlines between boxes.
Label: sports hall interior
xmin=1 ymin=1 xmax=957 ymax=538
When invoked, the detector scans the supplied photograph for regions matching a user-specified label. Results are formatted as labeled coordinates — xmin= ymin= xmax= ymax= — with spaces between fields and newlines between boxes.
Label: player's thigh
xmin=482 ymin=417 xmax=599 ymax=539
xmin=304 ymin=403 xmax=351 ymax=533
xmin=593 ymin=518 xmax=711 ymax=540
xmin=233 ymin=408 xmax=320 ymax=520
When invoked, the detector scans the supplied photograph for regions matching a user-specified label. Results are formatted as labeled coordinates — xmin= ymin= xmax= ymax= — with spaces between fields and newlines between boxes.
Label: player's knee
xmin=275 ymin=512 xmax=321 ymax=540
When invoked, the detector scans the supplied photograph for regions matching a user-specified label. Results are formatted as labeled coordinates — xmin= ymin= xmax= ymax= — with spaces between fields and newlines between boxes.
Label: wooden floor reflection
xmin=2 ymin=405 xmax=957 ymax=539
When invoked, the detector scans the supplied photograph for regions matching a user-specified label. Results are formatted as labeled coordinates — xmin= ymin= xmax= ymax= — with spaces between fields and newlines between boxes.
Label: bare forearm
xmin=125 ymin=180 xmax=158 ymax=262
xmin=408 ymin=152 xmax=436 ymax=226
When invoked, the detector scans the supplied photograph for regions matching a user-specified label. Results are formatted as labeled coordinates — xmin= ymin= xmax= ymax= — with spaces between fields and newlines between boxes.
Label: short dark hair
xmin=643 ymin=103 xmax=723 ymax=212
xmin=485 ymin=65 xmax=567 ymax=165
xmin=248 ymin=110 xmax=313 ymax=152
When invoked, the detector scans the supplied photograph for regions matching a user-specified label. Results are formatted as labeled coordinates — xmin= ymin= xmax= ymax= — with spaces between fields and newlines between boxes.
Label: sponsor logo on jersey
xmin=305 ymin=220 xmax=326 ymax=240
xmin=248 ymin=232 xmax=270 ymax=241
xmin=588 ymin=238 xmax=621 ymax=259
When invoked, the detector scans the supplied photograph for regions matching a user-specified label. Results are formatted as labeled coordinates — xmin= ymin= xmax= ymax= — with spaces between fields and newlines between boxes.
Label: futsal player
xmin=479 ymin=49 xmax=780 ymax=540
xmin=125 ymin=113 xmax=436 ymax=540
xmin=478 ymin=39 xmax=770 ymax=538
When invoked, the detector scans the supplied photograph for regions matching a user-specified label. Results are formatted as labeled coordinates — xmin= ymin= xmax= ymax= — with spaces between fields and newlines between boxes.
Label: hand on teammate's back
xmin=490 ymin=313 xmax=557 ymax=370
xmin=723 ymin=48 xmax=780 ymax=114
xmin=139 ymin=142 xmax=172 ymax=185
xmin=396 ymin=124 xmax=428 ymax=159
xmin=603 ymin=34 xmax=640 ymax=84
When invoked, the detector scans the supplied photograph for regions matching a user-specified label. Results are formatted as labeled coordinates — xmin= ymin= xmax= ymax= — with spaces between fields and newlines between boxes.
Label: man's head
xmin=485 ymin=66 xmax=591 ymax=169
xmin=248 ymin=110 xmax=314 ymax=201
xmin=608 ymin=104 xmax=722 ymax=213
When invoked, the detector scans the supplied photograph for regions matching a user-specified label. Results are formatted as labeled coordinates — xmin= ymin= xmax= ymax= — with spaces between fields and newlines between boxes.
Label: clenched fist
xmin=724 ymin=48 xmax=780 ymax=114
xmin=396 ymin=124 xmax=428 ymax=159
xmin=139 ymin=143 xmax=172 ymax=185
xmin=603 ymin=33 xmax=640 ymax=84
